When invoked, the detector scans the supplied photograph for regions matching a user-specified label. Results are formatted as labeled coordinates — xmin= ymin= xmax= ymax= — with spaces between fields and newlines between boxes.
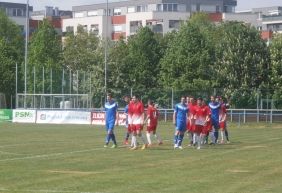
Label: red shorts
xmin=147 ymin=125 xmax=157 ymax=132
xmin=127 ymin=125 xmax=132 ymax=133
xmin=201 ymin=126 xmax=209 ymax=135
xmin=130 ymin=124 xmax=143 ymax=133
xmin=206 ymin=121 xmax=212 ymax=132
xmin=194 ymin=125 xmax=204 ymax=134
xmin=187 ymin=121 xmax=195 ymax=132
xmin=219 ymin=122 xmax=226 ymax=130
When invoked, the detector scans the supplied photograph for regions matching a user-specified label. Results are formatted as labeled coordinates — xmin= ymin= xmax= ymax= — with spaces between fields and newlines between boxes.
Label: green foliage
xmin=63 ymin=25 xmax=104 ymax=106
xmin=28 ymin=19 xmax=63 ymax=94
xmin=270 ymin=34 xmax=282 ymax=108
xmin=160 ymin=14 xmax=215 ymax=92
xmin=215 ymin=22 xmax=270 ymax=105
xmin=108 ymin=27 xmax=162 ymax=102
xmin=0 ymin=10 xmax=24 ymax=107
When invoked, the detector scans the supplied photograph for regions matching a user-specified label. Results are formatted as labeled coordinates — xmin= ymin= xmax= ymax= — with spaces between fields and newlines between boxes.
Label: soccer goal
xmin=16 ymin=93 xmax=90 ymax=109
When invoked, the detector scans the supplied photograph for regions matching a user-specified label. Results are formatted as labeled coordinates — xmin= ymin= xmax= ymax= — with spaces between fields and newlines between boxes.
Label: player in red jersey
xmin=144 ymin=100 xmax=162 ymax=146
xmin=202 ymin=99 xmax=211 ymax=144
xmin=192 ymin=97 xmax=209 ymax=149
xmin=128 ymin=95 xmax=147 ymax=150
xmin=218 ymin=97 xmax=228 ymax=144
xmin=187 ymin=96 xmax=196 ymax=146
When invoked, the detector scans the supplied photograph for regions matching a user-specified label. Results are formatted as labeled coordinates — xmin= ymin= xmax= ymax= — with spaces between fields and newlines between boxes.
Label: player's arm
xmin=173 ymin=111 xmax=176 ymax=125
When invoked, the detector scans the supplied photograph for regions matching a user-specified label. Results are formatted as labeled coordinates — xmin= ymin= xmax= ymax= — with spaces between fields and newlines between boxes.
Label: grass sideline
xmin=0 ymin=122 xmax=282 ymax=193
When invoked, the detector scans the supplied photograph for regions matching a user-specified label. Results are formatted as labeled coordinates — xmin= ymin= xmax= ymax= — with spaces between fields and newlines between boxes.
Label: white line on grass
xmin=0 ymin=147 xmax=108 ymax=162
xmin=0 ymin=150 xmax=26 ymax=155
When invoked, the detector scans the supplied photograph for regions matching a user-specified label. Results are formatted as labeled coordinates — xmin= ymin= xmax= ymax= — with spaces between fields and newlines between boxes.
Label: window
xmin=163 ymin=4 xmax=168 ymax=12
xmin=137 ymin=5 xmax=148 ymax=12
xmin=113 ymin=25 xmax=122 ymax=32
xmin=130 ymin=20 xmax=142 ymax=33
xmin=90 ymin=24 xmax=99 ymax=34
xmin=104 ymin=9 xmax=111 ymax=16
xmin=168 ymin=4 xmax=173 ymax=12
xmin=158 ymin=4 xmax=178 ymax=12
xmin=88 ymin=11 xmax=98 ymax=16
xmin=82 ymin=25 xmax=88 ymax=32
xmin=196 ymin=4 xmax=201 ymax=12
xmin=12 ymin=8 xmax=17 ymax=16
xmin=114 ymin=8 xmax=121 ymax=15
xmin=128 ymin=7 xmax=135 ymax=13
xmin=169 ymin=20 xmax=181 ymax=29
xmin=74 ymin=12 xmax=84 ymax=18
xmin=66 ymin=26 xmax=74 ymax=32
xmin=216 ymin=5 xmax=220 ymax=13
xmin=173 ymin=4 xmax=178 ymax=11
xmin=157 ymin=4 xmax=162 ymax=11
xmin=17 ymin=9 xmax=23 ymax=16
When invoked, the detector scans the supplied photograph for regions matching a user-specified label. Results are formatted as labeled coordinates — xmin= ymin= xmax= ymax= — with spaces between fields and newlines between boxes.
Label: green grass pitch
xmin=0 ymin=122 xmax=282 ymax=193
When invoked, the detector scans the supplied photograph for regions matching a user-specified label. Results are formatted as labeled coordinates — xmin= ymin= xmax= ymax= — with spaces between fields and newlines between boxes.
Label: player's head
xmin=132 ymin=95 xmax=139 ymax=103
xmin=181 ymin=96 xmax=186 ymax=104
xmin=123 ymin=95 xmax=130 ymax=103
xmin=210 ymin=95 xmax=215 ymax=102
xmin=215 ymin=96 xmax=221 ymax=102
xmin=107 ymin=93 xmax=112 ymax=102
xmin=147 ymin=99 xmax=153 ymax=106
xmin=197 ymin=97 xmax=203 ymax=106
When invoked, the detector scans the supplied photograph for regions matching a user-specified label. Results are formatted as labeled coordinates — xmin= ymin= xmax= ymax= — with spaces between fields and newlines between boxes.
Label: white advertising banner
xmin=13 ymin=110 xmax=36 ymax=123
xmin=36 ymin=111 xmax=91 ymax=124
xmin=91 ymin=112 xmax=126 ymax=126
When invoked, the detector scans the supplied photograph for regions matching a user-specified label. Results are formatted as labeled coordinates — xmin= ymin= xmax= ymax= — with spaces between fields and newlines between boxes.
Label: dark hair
xmin=107 ymin=93 xmax=112 ymax=98
xmin=148 ymin=99 xmax=153 ymax=105
xmin=197 ymin=97 xmax=203 ymax=101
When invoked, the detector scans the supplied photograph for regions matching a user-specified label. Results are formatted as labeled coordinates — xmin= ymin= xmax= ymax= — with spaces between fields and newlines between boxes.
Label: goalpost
xmin=16 ymin=93 xmax=90 ymax=109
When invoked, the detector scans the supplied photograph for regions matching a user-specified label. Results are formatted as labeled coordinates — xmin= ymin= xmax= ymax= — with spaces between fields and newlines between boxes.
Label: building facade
xmin=0 ymin=1 xmax=32 ymax=32
xmin=62 ymin=0 xmax=237 ymax=40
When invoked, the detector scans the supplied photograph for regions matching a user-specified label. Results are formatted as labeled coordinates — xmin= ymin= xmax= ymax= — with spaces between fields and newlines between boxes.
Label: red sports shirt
xmin=193 ymin=105 xmax=209 ymax=126
xmin=147 ymin=105 xmax=158 ymax=126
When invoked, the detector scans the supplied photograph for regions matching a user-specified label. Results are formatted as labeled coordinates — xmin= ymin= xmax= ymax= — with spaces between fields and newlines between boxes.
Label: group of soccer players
xmin=174 ymin=95 xmax=230 ymax=150
xmin=103 ymin=93 xmax=230 ymax=150
xmin=103 ymin=93 xmax=162 ymax=150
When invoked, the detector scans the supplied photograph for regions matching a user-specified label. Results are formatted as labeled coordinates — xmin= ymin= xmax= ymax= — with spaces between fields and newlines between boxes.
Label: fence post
xmin=165 ymin=109 xmax=167 ymax=122
xmin=257 ymin=109 xmax=259 ymax=123
xmin=171 ymin=88 xmax=174 ymax=109
xmin=270 ymin=109 xmax=273 ymax=124
xmin=244 ymin=109 xmax=246 ymax=123
xmin=230 ymin=109 xmax=233 ymax=122
xmin=238 ymin=113 xmax=241 ymax=127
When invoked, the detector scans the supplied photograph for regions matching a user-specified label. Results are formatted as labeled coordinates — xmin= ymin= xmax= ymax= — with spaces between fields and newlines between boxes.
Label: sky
xmin=2 ymin=0 xmax=282 ymax=11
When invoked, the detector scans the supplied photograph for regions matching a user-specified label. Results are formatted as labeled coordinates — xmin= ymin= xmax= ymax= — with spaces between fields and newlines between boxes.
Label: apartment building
xmin=62 ymin=0 xmax=237 ymax=40
xmin=0 ymin=1 xmax=32 ymax=32
xmin=30 ymin=6 xmax=72 ymax=36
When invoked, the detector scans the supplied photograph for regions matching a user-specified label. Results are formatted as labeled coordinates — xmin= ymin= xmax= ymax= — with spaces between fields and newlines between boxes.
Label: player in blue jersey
xmin=173 ymin=96 xmax=189 ymax=149
xmin=104 ymin=93 xmax=118 ymax=148
xmin=208 ymin=95 xmax=221 ymax=144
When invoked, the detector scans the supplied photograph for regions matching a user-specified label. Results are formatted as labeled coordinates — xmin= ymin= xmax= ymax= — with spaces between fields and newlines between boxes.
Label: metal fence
xmin=155 ymin=109 xmax=282 ymax=124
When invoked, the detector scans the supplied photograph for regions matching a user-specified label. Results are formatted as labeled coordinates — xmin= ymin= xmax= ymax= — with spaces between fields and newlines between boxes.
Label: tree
xmin=28 ymin=18 xmax=63 ymax=94
xmin=108 ymin=37 xmax=130 ymax=97
xmin=159 ymin=14 xmax=215 ymax=97
xmin=125 ymin=27 xmax=162 ymax=100
xmin=270 ymin=34 xmax=282 ymax=108
xmin=0 ymin=10 xmax=24 ymax=107
xmin=215 ymin=21 xmax=270 ymax=108
xmin=63 ymin=25 xmax=104 ymax=106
